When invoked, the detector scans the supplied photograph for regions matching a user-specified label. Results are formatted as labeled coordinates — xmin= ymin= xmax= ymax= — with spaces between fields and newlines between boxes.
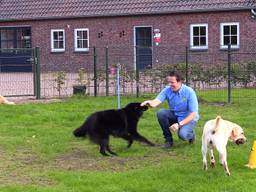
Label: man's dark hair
xmin=168 ymin=71 xmax=183 ymax=82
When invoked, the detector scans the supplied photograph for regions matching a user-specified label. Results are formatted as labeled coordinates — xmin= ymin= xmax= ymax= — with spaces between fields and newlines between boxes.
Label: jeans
xmin=156 ymin=108 xmax=197 ymax=142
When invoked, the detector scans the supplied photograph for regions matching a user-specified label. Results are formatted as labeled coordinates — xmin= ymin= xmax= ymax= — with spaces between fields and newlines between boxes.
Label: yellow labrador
xmin=201 ymin=116 xmax=246 ymax=176
xmin=0 ymin=95 xmax=15 ymax=105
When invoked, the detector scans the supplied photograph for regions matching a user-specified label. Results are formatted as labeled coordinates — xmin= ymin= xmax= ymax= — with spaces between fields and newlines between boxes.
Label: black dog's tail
xmin=73 ymin=124 xmax=87 ymax=137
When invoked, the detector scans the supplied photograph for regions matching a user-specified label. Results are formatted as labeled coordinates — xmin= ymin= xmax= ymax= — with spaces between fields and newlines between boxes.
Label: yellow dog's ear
xmin=230 ymin=127 xmax=239 ymax=140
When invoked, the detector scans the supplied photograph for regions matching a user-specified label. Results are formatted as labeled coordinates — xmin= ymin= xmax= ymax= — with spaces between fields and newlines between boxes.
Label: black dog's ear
xmin=133 ymin=103 xmax=148 ymax=111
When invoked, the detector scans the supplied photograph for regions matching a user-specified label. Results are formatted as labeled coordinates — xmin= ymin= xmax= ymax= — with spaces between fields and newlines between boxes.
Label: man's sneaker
xmin=163 ymin=141 xmax=173 ymax=149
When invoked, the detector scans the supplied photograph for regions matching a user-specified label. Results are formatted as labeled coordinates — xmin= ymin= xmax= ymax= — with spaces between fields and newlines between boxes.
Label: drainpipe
xmin=251 ymin=9 xmax=256 ymax=18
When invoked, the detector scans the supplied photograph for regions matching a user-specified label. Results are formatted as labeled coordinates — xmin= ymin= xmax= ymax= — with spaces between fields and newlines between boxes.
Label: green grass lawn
xmin=0 ymin=95 xmax=255 ymax=192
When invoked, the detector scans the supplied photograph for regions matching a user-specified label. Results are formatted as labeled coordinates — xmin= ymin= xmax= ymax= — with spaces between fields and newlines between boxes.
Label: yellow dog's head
xmin=230 ymin=125 xmax=247 ymax=145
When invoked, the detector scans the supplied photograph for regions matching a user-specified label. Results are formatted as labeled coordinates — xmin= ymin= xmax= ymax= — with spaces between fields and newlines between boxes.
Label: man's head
xmin=167 ymin=71 xmax=183 ymax=92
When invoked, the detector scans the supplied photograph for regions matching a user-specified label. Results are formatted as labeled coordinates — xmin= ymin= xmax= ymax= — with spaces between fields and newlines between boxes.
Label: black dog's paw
xmin=127 ymin=140 xmax=133 ymax=148
xmin=149 ymin=143 xmax=156 ymax=147
xmin=127 ymin=144 xmax=132 ymax=148
xmin=100 ymin=151 xmax=110 ymax=156
xmin=145 ymin=140 xmax=155 ymax=146
xmin=108 ymin=151 xmax=118 ymax=156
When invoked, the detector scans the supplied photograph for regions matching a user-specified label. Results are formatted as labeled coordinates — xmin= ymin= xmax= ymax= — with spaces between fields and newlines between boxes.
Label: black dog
xmin=73 ymin=102 xmax=154 ymax=156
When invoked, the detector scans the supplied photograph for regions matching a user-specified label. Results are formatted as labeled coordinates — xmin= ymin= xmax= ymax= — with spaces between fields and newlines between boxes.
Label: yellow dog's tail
xmin=212 ymin=116 xmax=222 ymax=134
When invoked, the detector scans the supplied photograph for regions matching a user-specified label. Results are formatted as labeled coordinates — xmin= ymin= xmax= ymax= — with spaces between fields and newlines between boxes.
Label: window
xmin=51 ymin=29 xmax=65 ymax=52
xmin=0 ymin=29 xmax=14 ymax=48
xmin=190 ymin=24 xmax=208 ymax=50
xmin=17 ymin=28 xmax=31 ymax=48
xmin=0 ymin=27 xmax=31 ymax=49
xmin=74 ymin=28 xmax=89 ymax=51
xmin=220 ymin=22 xmax=239 ymax=49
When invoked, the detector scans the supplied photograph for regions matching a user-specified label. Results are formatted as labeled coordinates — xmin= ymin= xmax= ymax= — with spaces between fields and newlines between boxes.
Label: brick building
xmin=0 ymin=0 xmax=256 ymax=72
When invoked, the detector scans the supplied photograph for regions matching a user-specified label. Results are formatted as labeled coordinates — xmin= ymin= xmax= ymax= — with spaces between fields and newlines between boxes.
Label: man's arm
xmin=141 ymin=87 xmax=167 ymax=108
xmin=169 ymin=111 xmax=197 ymax=131
xmin=179 ymin=111 xmax=197 ymax=127
xmin=141 ymin=99 xmax=161 ymax=108
xmin=179 ymin=88 xmax=199 ymax=126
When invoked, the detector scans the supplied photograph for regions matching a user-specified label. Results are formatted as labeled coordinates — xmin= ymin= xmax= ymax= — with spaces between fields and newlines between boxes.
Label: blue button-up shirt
xmin=156 ymin=84 xmax=199 ymax=122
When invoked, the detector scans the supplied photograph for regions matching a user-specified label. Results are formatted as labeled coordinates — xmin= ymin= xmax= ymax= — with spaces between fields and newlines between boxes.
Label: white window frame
xmin=190 ymin=24 xmax=208 ymax=50
xmin=51 ymin=29 xmax=65 ymax=52
xmin=220 ymin=22 xmax=239 ymax=49
xmin=74 ymin=28 xmax=89 ymax=52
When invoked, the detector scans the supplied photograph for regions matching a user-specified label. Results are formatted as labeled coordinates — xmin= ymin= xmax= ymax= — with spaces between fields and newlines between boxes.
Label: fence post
xmin=35 ymin=47 xmax=41 ymax=99
xmin=93 ymin=47 xmax=97 ymax=97
xmin=33 ymin=49 xmax=37 ymax=97
xmin=185 ymin=46 xmax=189 ymax=85
xmin=105 ymin=47 xmax=109 ymax=96
xmin=227 ymin=44 xmax=231 ymax=104
xmin=116 ymin=63 xmax=121 ymax=109
xmin=135 ymin=46 xmax=139 ymax=97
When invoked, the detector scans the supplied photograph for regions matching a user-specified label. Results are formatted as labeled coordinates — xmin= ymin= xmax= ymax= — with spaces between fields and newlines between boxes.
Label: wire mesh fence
xmin=0 ymin=45 xmax=255 ymax=102
xmin=0 ymin=48 xmax=38 ymax=97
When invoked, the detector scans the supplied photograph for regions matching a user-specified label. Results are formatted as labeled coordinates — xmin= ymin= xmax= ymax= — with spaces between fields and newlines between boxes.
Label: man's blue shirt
xmin=156 ymin=84 xmax=199 ymax=122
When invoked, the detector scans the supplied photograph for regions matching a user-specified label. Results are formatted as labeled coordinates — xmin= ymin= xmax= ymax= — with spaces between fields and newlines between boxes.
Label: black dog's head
xmin=124 ymin=102 xmax=148 ymax=117
xmin=125 ymin=102 xmax=148 ymax=111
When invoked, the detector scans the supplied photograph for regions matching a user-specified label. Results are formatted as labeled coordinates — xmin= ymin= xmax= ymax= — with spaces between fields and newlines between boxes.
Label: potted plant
xmin=73 ymin=68 xmax=87 ymax=95
xmin=110 ymin=63 xmax=117 ymax=75
xmin=52 ymin=70 xmax=66 ymax=97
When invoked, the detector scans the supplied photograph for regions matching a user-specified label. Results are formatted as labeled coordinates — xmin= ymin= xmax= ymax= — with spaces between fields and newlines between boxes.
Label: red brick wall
xmin=1 ymin=10 xmax=256 ymax=72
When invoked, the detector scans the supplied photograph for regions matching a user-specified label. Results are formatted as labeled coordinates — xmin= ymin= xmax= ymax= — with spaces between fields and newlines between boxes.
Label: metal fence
xmin=0 ymin=48 xmax=40 ymax=98
xmin=0 ymin=45 xmax=255 ymax=102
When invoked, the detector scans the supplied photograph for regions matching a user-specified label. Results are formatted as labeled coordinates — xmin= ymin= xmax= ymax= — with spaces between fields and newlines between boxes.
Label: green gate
xmin=0 ymin=47 xmax=40 ymax=99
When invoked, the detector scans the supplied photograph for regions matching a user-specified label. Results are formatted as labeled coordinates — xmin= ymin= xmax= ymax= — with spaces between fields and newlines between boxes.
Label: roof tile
xmin=0 ymin=0 xmax=255 ymax=21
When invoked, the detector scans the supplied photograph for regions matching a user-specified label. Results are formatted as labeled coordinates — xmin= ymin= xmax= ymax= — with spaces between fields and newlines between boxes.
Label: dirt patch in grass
xmin=11 ymin=96 xmax=63 ymax=104
xmin=52 ymin=148 xmax=179 ymax=172
xmin=0 ymin=147 xmax=181 ymax=186
xmin=0 ymin=150 xmax=54 ymax=186
xmin=0 ymin=172 xmax=54 ymax=186
xmin=0 ymin=146 xmax=181 ymax=185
